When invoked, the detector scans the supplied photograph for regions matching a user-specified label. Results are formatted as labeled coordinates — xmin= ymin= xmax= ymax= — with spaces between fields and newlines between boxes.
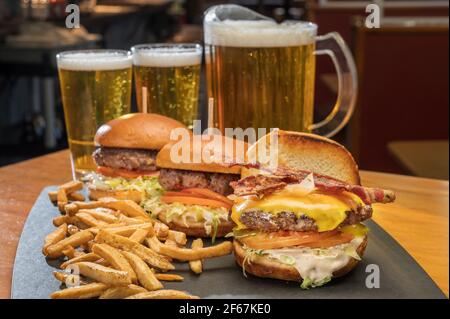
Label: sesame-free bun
xmin=243 ymin=130 xmax=361 ymax=185
xmin=156 ymin=135 xmax=248 ymax=175
xmin=94 ymin=113 xmax=188 ymax=151
xmin=158 ymin=211 xmax=234 ymax=238
xmin=233 ymin=236 xmax=367 ymax=282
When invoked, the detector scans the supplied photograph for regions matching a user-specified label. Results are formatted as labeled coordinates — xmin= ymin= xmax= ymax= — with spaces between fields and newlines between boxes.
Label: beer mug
xmin=204 ymin=5 xmax=357 ymax=137
xmin=131 ymin=43 xmax=202 ymax=128
xmin=57 ymin=50 xmax=133 ymax=179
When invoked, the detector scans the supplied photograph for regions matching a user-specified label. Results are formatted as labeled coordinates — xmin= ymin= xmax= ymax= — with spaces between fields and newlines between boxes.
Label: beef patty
xmin=158 ymin=168 xmax=239 ymax=196
xmin=239 ymin=205 xmax=373 ymax=232
xmin=93 ymin=147 xmax=158 ymax=172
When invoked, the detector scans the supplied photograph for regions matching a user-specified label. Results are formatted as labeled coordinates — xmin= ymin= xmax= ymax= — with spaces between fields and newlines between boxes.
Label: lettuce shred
xmin=300 ymin=277 xmax=332 ymax=289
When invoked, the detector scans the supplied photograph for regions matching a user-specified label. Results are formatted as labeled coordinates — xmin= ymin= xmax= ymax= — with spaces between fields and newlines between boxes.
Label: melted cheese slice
xmin=232 ymin=190 xmax=364 ymax=232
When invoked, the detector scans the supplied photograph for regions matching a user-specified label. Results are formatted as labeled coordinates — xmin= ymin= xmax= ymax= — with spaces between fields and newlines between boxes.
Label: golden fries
xmin=70 ymin=262 xmax=131 ymax=286
xmin=122 ymin=251 xmax=163 ymax=291
xmin=129 ymin=229 xmax=149 ymax=243
xmin=42 ymin=223 xmax=67 ymax=255
xmin=45 ymin=230 xmax=94 ymax=258
xmin=53 ymin=271 xmax=89 ymax=286
xmin=99 ymin=284 xmax=147 ymax=299
xmin=154 ymin=221 xmax=169 ymax=239
xmin=57 ymin=188 xmax=69 ymax=213
xmin=167 ymin=230 xmax=187 ymax=246
xmin=102 ymin=200 xmax=151 ymax=220
xmin=51 ymin=283 xmax=108 ymax=299
xmin=95 ymin=230 xmax=174 ymax=271
xmin=76 ymin=212 xmax=109 ymax=227
xmin=154 ymin=274 xmax=184 ymax=282
xmin=79 ymin=208 xmax=118 ymax=224
xmin=101 ymin=223 xmax=154 ymax=237
xmin=67 ymin=225 xmax=80 ymax=235
xmin=147 ymin=236 xmax=232 ymax=261
xmin=92 ymin=244 xmax=137 ymax=284
xmin=189 ymin=239 xmax=204 ymax=274
xmin=59 ymin=180 xmax=83 ymax=194
xmin=49 ymin=191 xmax=84 ymax=202
xmin=126 ymin=290 xmax=199 ymax=299
xmin=60 ymin=252 xmax=100 ymax=269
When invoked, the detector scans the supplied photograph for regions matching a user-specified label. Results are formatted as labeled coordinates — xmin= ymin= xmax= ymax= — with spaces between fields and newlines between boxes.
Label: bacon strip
xmin=230 ymin=171 xmax=395 ymax=205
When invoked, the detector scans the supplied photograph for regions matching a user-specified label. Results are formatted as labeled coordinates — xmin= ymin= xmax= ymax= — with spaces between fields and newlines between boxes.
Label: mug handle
xmin=310 ymin=32 xmax=358 ymax=137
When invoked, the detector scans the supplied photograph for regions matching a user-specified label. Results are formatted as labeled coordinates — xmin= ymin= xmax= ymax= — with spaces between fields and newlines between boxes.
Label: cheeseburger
xmin=88 ymin=113 xmax=187 ymax=202
xmin=144 ymin=134 xmax=248 ymax=239
xmin=231 ymin=131 xmax=395 ymax=288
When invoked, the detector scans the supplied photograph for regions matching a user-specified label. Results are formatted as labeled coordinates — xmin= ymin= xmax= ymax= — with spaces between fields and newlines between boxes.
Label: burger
xmin=144 ymin=134 xmax=248 ymax=239
xmin=87 ymin=113 xmax=188 ymax=202
xmin=230 ymin=131 xmax=395 ymax=288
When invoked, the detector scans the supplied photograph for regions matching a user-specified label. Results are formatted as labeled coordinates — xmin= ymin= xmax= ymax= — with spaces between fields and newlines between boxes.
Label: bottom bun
xmin=88 ymin=186 xmax=143 ymax=203
xmin=233 ymin=236 xmax=368 ymax=282
xmin=158 ymin=211 xmax=234 ymax=238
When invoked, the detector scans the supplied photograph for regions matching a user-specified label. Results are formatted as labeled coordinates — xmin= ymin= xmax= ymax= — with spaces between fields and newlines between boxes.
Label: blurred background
xmin=0 ymin=0 xmax=448 ymax=179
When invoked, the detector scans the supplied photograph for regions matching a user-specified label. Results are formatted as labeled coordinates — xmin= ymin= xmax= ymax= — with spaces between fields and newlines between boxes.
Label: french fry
xmin=101 ymin=223 xmax=154 ymax=237
xmin=118 ymin=214 xmax=146 ymax=225
xmin=189 ymin=239 xmax=203 ymax=274
xmin=62 ymin=245 xmax=76 ymax=259
xmin=53 ymin=271 xmax=89 ymax=286
xmin=57 ymin=188 xmax=68 ymax=212
xmin=154 ymin=274 xmax=184 ymax=282
xmin=164 ymin=239 xmax=177 ymax=247
xmin=45 ymin=230 xmax=94 ymax=258
xmin=76 ymin=212 xmax=109 ymax=227
xmin=51 ymin=282 xmax=108 ymax=299
xmin=122 ymin=251 xmax=163 ymax=291
xmin=67 ymin=225 xmax=80 ymax=235
xmin=146 ymin=237 xmax=232 ymax=261
xmin=65 ymin=201 xmax=105 ymax=216
xmin=126 ymin=290 xmax=200 ymax=299
xmin=154 ymin=221 xmax=169 ymax=239
xmin=53 ymin=215 xmax=68 ymax=227
xmin=167 ymin=230 xmax=187 ymax=246
xmin=79 ymin=209 xmax=118 ymax=224
xmin=49 ymin=191 xmax=84 ymax=202
xmin=99 ymin=284 xmax=147 ymax=299
xmin=92 ymin=244 xmax=137 ymax=284
xmin=94 ymin=230 xmax=174 ymax=271
xmin=42 ymin=223 xmax=67 ymax=255
xmin=129 ymin=229 xmax=149 ymax=243
xmin=60 ymin=252 xmax=100 ymax=269
xmin=69 ymin=262 xmax=131 ymax=286
xmin=59 ymin=180 xmax=83 ymax=194
xmin=102 ymin=200 xmax=151 ymax=220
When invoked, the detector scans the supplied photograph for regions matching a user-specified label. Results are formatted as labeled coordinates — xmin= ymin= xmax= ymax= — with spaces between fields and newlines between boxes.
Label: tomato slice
xmin=239 ymin=230 xmax=354 ymax=250
xmin=161 ymin=195 xmax=231 ymax=209
xmin=181 ymin=188 xmax=234 ymax=206
xmin=97 ymin=166 xmax=159 ymax=179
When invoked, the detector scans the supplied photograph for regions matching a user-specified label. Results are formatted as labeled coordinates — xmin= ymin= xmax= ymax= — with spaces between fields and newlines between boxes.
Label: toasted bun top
xmin=156 ymin=134 xmax=248 ymax=175
xmin=94 ymin=113 xmax=188 ymax=150
xmin=243 ymin=130 xmax=360 ymax=185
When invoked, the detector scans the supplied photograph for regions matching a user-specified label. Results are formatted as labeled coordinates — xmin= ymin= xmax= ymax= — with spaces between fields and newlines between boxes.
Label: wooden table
xmin=388 ymin=140 xmax=449 ymax=180
xmin=0 ymin=150 xmax=448 ymax=298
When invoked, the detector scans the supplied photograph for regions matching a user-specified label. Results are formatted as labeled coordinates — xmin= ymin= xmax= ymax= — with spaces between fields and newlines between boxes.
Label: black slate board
xmin=12 ymin=186 xmax=446 ymax=299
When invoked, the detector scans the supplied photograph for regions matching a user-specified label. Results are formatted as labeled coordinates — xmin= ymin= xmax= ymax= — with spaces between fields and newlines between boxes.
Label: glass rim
xmin=56 ymin=49 xmax=132 ymax=60
xmin=131 ymin=43 xmax=203 ymax=54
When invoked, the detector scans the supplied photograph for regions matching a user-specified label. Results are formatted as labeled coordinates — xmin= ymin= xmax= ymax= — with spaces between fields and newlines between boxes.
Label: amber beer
xmin=205 ymin=20 xmax=317 ymax=132
xmin=57 ymin=50 xmax=132 ymax=179
xmin=132 ymin=44 xmax=202 ymax=128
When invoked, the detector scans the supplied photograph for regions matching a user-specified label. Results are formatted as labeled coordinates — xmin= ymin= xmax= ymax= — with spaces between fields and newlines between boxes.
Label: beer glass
xmin=131 ymin=43 xmax=202 ymax=128
xmin=57 ymin=50 xmax=132 ymax=179
xmin=204 ymin=5 xmax=357 ymax=137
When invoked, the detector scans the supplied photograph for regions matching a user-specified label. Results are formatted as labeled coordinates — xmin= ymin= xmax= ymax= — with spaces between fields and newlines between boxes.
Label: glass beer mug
xmin=204 ymin=5 xmax=357 ymax=137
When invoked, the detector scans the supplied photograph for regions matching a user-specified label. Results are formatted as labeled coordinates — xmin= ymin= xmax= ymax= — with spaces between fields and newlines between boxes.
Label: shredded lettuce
xmin=227 ymin=229 xmax=259 ymax=239
xmin=242 ymin=247 xmax=265 ymax=277
xmin=300 ymin=276 xmax=332 ymax=289
xmin=88 ymin=173 xmax=163 ymax=201
xmin=142 ymin=196 xmax=229 ymax=242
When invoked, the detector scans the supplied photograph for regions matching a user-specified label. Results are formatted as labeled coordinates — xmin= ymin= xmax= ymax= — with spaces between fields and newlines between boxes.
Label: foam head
xmin=132 ymin=44 xmax=202 ymax=67
xmin=57 ymin=50 xmax=132 ymax=71
xmin=204 ymin=5 xmax=317 ymax=47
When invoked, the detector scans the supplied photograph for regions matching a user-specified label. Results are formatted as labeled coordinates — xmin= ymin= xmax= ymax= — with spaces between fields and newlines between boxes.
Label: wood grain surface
xmin=0 ymin=150 xmax=448 ymax=298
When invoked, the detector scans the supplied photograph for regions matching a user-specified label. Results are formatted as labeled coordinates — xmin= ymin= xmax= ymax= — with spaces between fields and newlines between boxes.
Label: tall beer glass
xmin=57 ymin=50 xmax=132 ymax=179
xmin=132 ymin=44 xmax=202 ymax=128
xmin=204 ymin=5 xmax=357 ymax=137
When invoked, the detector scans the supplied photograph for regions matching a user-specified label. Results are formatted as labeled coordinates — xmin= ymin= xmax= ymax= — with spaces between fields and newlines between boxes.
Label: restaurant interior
xmin=0 ymin=0 xmax=448 ymax=180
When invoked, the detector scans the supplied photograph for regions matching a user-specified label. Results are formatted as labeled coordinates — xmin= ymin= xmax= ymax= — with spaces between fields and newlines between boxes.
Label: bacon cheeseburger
xmin=230 ymin=131 xmax=395 ymax=289
xmin=88 ymin=113 xmax=187 ymax=202
xmin=145 ymin=135 xmax=248 ymax=239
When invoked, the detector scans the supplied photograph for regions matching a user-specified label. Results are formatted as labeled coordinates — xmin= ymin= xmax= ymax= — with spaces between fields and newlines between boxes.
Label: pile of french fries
xmin=43 ymin=181 xmax=233 ymax=299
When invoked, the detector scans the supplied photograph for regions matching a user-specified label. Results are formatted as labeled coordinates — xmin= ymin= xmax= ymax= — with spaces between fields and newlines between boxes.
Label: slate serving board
xmin=12 ymin=186 xmax=446 ymax=299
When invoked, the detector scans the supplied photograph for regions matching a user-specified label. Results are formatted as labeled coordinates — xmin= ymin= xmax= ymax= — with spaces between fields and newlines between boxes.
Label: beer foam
xmin=132 ymin=49 xmax=202 ymax=67
xmin=204 ymin=20 xmax=317 ymax=47
xmin=57 ymin=52 xmax=132 ymax=71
